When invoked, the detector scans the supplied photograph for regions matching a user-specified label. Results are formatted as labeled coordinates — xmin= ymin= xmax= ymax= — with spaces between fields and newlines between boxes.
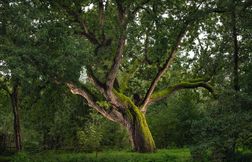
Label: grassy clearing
xmin=2 ymin=148 xmax=191 ymax=162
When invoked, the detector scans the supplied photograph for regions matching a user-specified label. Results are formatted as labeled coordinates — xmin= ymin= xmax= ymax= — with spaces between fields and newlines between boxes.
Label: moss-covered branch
xmin=112 ymin=89 xmax=138 ymax=109
xmin=67 ymin=83 xmax=117 ymax=122
xmin=149 ymin=81 xmax=215 ymax=104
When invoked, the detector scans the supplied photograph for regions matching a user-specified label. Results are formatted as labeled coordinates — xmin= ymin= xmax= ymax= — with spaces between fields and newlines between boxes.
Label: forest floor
xmin=0 ymin=148 xmax=191 ymax=162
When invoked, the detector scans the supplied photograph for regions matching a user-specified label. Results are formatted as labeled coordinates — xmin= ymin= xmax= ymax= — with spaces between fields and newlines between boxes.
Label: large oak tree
xmin=2 ymin=0 xmax=250 ymax=152
xmin=47 ymin=0 xmax=215 ymax=152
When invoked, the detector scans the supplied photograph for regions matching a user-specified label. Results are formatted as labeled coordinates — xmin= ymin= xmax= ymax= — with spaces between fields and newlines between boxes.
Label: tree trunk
xmin=67 ymin=84 xmax=156 ymax=152
xmin=124 ymin=107 xmax=156 ymax=152
xmin=231 ymin=1 xmax=239 ymax=92
xmin=10 ymin=84 xmax=22 ymax=151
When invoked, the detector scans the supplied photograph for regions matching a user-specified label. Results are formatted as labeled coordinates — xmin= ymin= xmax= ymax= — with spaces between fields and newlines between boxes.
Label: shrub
xmin=76 ymin=112 xmax=103 ymax=152
xmin=190 ymin=90 xmax=252 ymax=162
xmin=11 ymin=152 xmax=30 ymax=162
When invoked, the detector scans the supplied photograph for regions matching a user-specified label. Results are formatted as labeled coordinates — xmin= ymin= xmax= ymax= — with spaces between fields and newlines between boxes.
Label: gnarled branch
xmin=140 ymin=3 xmax=212 ymax=112
xmin=66 ymin=83 xmax=116 ymax=122
xmin=140 ymin=23 xmax=189 ymax=112
xmin=148 ymin=80 xmax=215 ymax=106
xmin=106 ymin=1 xmax=127 ymax=92
xmin=106 ymin=35 xmax=126 ymax=92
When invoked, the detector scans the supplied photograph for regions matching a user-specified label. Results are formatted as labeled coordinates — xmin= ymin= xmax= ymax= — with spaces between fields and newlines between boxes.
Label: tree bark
xmin=67 ymin=84 xmax=156 ymax=153
xmin=68 ymin=79 xmax=213 ymax=153
xmin=124 ymin=106 xmax=156 ymax=152
xmin=10 ymin=83 xmax=22 ymax=151
xmin=231 ymin=1 xmax=239 ymax=92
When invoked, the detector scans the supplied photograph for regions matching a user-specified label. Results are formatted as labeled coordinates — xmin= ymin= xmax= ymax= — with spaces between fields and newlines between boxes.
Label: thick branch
xmin=105 ymin=1 xmax=127 ymax=93
xmin=149 ymin=81 xmax=215 ymax=104
xmin=106 ymin=35 xmax=126 ymax=91
xmin=66 ymin=83 xmax=116 ymax=122
xmin=140 ymin=23 xmax=189 ymax=112
xmin=139 ymin=3 xmax=216 ymax=112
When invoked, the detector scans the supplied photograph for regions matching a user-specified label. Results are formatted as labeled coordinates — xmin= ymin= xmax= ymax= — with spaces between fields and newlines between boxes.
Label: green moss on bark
xmin=150 ymin=81 xmax=215 ymax=101
xmin=112 ymin=89 xmax=156 ymax=152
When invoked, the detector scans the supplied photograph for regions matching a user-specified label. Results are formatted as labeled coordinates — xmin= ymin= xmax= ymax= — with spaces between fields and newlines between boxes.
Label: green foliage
xmin=77 ymin=111 xmax=130 ymax=151
xmin=20 ymin=84 xmax=81 ymax=149
xmin=0 ymin=90 xmax=12 ymax=134
xmin=0 ymin=82 xmax=130 ymax=152
xmin=100 ymin=122 xmax=129 ymax=150
xmin=11 ymin=152 xmax=30 ymax=162
xmin=190 ymin=90 xmax=252 ymax=162
xmin=148 ymin=91 xmax=201 ymax=148
xmin=76 ymin=112 xmax=103 ymax=152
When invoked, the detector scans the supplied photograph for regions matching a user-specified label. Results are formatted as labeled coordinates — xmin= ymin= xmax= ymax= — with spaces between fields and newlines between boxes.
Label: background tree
xmin=188 ymin=1 xmax=252 ymax=161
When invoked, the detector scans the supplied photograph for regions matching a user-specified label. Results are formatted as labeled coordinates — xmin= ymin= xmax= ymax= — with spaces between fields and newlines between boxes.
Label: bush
xmin=76 ymin=111 xmax=130 ymax=152
xmin=190 ymin=90 xmax=252 ymax=162
xmin=148 ymin=91 xmax=202 ymax=148
xmin=76 ymin=112 xmax=104 ymax=152
xmin=190 ymin=146 xmax=209 ymax=162
xmin=11 ymin=152 xmax=30 ymax=162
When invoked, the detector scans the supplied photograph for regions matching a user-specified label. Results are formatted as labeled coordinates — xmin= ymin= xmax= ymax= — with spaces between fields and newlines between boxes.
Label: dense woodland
xmin=0 ymin=0 xmax=252 ymax=162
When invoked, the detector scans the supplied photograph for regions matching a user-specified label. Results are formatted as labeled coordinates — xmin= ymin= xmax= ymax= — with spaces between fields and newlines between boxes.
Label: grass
xmin=1 ymin=148 xmax=191 ymax=162
xmin=0 ymin=156 xmax=11 ymax=162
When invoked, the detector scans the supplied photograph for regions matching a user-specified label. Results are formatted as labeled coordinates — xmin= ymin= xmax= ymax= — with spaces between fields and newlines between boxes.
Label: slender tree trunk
xmin=10 ymin=84 xmax=22 ymax=151
xmin=231 ymin=2 xmax=239 ymax=92
xmin=124 ymin=106 xmax=156 ymax=152
xmin=2 ymin=0 xmax=22 ymax=152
